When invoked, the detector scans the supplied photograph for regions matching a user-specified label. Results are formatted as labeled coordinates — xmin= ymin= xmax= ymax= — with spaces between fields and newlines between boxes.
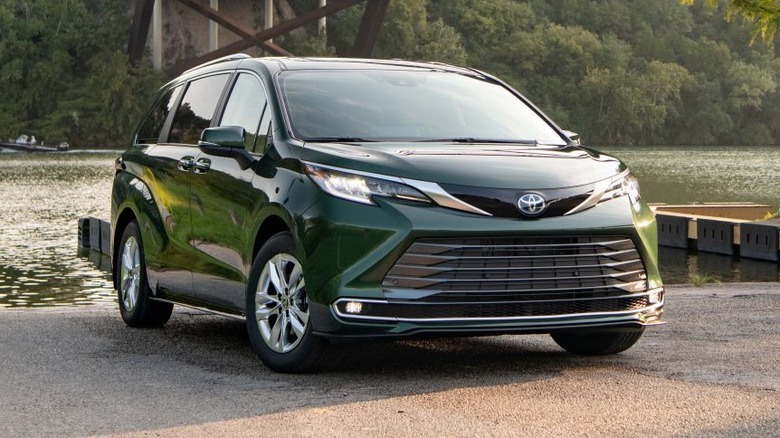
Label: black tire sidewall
xmin=551 ymin=329 xmax=644 ymax=355
xmin=116 ymin=221 xmax=172 ymax=327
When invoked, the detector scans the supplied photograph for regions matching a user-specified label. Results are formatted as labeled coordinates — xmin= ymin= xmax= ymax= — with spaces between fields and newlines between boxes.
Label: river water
xmin=1 ymin=146 xmax=778 ymax=308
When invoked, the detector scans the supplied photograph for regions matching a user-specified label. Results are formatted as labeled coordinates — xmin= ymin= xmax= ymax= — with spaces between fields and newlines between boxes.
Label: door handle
xmin=194 ymin=158 xmax=211 ymax=174
xmin=178 ymin=156 xmax=195 ymax=172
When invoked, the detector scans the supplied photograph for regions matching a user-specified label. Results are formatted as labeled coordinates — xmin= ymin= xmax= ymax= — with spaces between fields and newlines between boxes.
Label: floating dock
xmin=653 ymin=203 xmax=780 ymax=262
xmin=78 ymin=217 xmax=111 ymax=256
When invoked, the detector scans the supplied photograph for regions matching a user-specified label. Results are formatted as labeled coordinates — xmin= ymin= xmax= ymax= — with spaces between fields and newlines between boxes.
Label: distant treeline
xmin=2 ymin=0 xmax=778 ymax=147
xmin=323 ymin=0 xmax=780 ymax=146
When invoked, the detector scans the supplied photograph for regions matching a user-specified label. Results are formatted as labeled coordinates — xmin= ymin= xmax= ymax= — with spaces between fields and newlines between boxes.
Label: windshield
xmin=278 ymin=69 xmax=567 ymax=145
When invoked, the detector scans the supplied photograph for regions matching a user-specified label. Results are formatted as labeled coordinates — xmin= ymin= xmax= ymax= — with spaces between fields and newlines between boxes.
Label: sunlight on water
xmin=600 ymin=145 xmax=780 ymax=284
xmin=598 ymin=145 xmax=780 ymax=208
xmin=0 ymin=146 xmax=778 ymax=308
xmin=0 ymin=151 xmax=118 ymax=308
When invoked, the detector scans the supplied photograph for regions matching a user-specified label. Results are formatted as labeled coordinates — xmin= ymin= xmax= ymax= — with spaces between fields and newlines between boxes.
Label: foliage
xmin=0 ymin=0 xmax=165 ymax=148
xmin=4 ymin=0 xmax=780 ymax=147
xmin=688 ymin=270 xmax=720 ymax=286
xmin=328 ymin=0 xmax=467 ymax=63
xmin=762 ymin=208 xmax=780 ymax=219
xmin=682 ymin=0 xmax=780 ymax=43
xmin=426 ymin=0 xmax=780 ymax=145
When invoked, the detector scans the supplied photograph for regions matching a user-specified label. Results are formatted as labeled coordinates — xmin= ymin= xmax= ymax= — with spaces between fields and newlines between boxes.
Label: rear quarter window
xmin=135 ymin=86 xmax=183 ymax=144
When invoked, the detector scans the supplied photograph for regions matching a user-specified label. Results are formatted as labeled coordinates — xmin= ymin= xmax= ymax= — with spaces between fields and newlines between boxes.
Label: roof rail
xmin=181 ymin=53 xmax=252 ymax=76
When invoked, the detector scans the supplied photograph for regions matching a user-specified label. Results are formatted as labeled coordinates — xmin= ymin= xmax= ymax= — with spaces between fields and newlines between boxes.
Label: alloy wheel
xmin=120 ymin=236 xmax=141 ymax=312
xmin=255 ymin=253 xmax=309 ymax=353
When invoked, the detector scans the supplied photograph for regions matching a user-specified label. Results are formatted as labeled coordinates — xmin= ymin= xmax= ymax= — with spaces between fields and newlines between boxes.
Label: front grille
xmin=439 ymin=183 xmax=592 ymax=219
xmin=374 ymin=236 xmax=650 ymax=319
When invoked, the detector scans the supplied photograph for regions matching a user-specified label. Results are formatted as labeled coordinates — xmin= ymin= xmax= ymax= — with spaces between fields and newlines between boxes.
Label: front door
xmin=190 ymin=72 xmax=272 ymax=311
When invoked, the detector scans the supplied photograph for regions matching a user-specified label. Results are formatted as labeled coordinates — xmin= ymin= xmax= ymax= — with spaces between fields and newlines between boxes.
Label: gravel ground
xmin=1 ymin=283 xmax=779 ymax=437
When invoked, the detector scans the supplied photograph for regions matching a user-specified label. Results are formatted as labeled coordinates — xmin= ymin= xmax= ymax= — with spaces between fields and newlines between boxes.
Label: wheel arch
xmin=252 ymin=215 xmax=292 ymax=263
xmin=112 ymin=208 xmax=138 ymax=290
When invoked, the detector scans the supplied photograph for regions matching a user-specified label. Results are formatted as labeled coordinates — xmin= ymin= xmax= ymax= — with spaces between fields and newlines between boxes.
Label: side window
xmin=168 ymin=74 xmax=229 ymax=145
xmin=135 ymin=85 xmax=183 ymax=144
xmin=220 ymin=73 xmax=269 ymax=153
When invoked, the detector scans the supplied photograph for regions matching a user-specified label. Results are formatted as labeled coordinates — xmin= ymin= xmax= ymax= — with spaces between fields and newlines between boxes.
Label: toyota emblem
xmin=517 ymin=193 xmax=547 ymax=217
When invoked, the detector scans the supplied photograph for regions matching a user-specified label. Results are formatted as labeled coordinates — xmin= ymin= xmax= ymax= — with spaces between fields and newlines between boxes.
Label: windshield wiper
xmin=412 ymin=138 xmax=538 ymax=145
xmin=303 ymin=136 xmax=378 ymax=143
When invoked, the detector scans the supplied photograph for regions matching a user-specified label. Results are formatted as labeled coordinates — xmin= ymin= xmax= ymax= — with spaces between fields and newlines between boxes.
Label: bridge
xmin=128 ymin=0 xmax=389 ymax=76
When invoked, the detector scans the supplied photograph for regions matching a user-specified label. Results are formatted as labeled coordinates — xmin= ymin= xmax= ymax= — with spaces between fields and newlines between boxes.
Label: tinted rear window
xmin=135 ymin=86 xmax=183 ymax=144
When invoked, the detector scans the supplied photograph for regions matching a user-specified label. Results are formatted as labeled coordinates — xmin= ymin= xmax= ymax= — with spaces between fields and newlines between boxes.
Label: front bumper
xmin=313 ymin=297 xmax=663 ymax=341
xmin=296 ymin=188 xmax=664 ymax=339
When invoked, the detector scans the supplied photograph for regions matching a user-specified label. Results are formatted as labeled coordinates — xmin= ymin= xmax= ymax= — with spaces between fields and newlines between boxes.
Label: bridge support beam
xmin=128 ymin=0 xmax=155 ymax=66
xmin=351 ymin=0 xmax=389 ymax=57
xmin=128 ymin=0 xmax=384 ymax=76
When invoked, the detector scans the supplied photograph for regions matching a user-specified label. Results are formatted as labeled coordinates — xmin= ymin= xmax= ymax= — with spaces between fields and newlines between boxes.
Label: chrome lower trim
xmin=150 ymin=297 xmax=245 ymax=320
xmin=332 ymin=288 xmax=664 ymax=323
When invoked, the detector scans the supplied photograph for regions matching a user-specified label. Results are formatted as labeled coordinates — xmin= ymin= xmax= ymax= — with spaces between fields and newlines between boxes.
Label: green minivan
xmin=111 ymin=55 xmax=664 ymax=372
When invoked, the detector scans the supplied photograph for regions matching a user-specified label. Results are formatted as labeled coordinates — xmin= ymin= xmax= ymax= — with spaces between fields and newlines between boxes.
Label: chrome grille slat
xmin=380 ymin=236 xmax=649 ymax=317
xmin=411 ymin=238 xmax=633 ymax=251
xmin=386 ymin=269 xmax=646 ymax=284
xmin=391 ymin=258 xmax=641 ymax=272
xmin=398 ymin=248 xmax=640 ymax=262
xmin=385 ymin=281 xmax=647 ymax=295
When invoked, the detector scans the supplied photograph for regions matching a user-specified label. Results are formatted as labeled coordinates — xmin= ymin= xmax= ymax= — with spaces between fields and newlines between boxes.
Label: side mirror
xmin=562 ymin=130 xmax=580 ymax=146
xmin=198 ymin=126 xmax=254 ymax=170
xmin=199 ymin=126 xmax=246 ymax=148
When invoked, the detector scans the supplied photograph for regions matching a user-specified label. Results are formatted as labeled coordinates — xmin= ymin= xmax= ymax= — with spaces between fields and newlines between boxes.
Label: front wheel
xmin=550 ymin=329 xmax=644 ymax=355
xmin=116 ymin=221 xmax=173 ymax=327
xmin=245 ymin=232 xmax=332 ymax=373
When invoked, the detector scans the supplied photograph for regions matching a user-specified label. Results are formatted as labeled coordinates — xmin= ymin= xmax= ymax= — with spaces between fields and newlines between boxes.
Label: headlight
xmin=303 ymin=163 xmax=432 ymax=205
xmin=600 ymin=172 xmax=641 ymax=205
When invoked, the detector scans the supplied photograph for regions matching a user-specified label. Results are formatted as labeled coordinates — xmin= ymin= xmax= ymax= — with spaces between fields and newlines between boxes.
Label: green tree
xmin=683 ymin=0 xmax=780 ymax=43
xmin=725 ymin=60 xmax=777 ymax=109
xmin=328 ymin=0 xmax=466 ymax=63
xmin=0 ymin=0 xmax=164 ymax=147
xmin=582 ymin=62 xmax=690 ymax=144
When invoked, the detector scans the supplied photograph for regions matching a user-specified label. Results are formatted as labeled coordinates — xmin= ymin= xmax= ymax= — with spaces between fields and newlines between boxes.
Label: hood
xmin=299 ymin=142 xmax=625 ymax=189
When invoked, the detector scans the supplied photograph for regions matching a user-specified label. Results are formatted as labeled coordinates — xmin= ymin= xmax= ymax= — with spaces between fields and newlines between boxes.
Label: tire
xmin=116 ymin=221 xmax=173 ymax=327
xmin=246 ymin=232 xmax=332 ymax=373
xmin=550 ymin=329 xmax=644 ymax=355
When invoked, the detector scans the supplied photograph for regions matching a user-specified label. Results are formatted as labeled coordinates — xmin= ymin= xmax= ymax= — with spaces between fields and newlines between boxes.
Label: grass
xmin=762 ymin=208 xmax=780 ymax=220
xmin=688 ymin=270 xmax=720 ymax=287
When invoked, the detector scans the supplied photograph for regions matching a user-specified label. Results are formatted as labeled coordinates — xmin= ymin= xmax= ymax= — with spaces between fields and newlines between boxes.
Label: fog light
xmin=648 ymin=290 xmax=662 ymax=304
xmin=344 ymin=301 xmax=363 ymax=314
